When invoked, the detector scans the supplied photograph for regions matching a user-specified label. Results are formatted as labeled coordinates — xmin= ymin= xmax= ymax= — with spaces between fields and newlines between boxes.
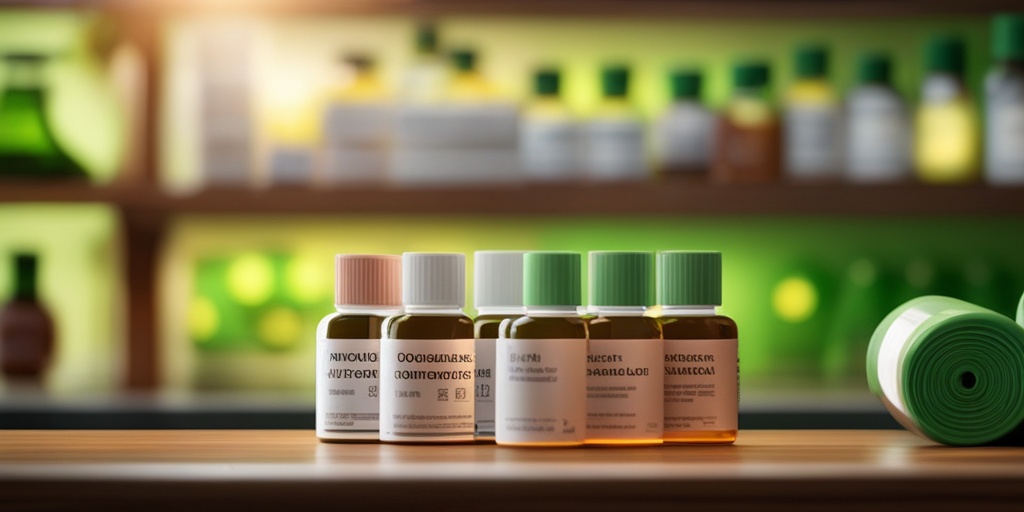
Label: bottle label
xmin=657 ymin=106 xmax=713 ymax=170
xmin=583 ymin=120 xmax=648 ymax=179
xmin=496 ymin=338 xmax=587 ymax=444
xmin=316 ymin=338 xmax=380 ymax=433
xmin=784 ymin=104 xmax=840 ymax=177
xmin=520 ymin=119 xmax=580 ymax=178
xmin=663 ymin=339 xmax=738 ymax=431
xmin=846 ymin=97 xmax=910 ymax=179
xmin=379 ymin=338 xmax=475 ymax=440
xmin=586 ymin=338 xmax=664 ymax=440
xmin=474 ymin=338 xmax=497 ymax=436
xmin=987 ymin=101 xmax=1024 ymax=181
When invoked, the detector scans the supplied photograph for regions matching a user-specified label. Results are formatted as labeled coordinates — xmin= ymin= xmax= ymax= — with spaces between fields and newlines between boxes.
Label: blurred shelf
xmin=5 ymin=0 xmax=1023 ymax=17
xmin=4 ymin=180 xmax=1024 ymax=217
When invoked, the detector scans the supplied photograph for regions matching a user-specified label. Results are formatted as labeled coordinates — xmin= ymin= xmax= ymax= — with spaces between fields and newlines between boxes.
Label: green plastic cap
xmin=858 ymin=53 xmax=892 ymax=84
xmin=602 ymin=65 xmax=630 ymax=98
xmin=926 ymin=35 xmax=966 ymax=76
xmin=733 ymin=62 xmax=770 ymax=89
xmin=795 ymin=44 xmax=829 ymax=79
xmin=450 ymin=49 xmax=476 ymax=72
xmin=589 ymin=251 xmax=654 ymax=307
xmin=670 ymin=70 xmax=702 ymax=100
xmin=415 ymin=23 xmax=438 ymax=55
xmin=994 ymin=13 xmax=1024 ymax=62
xmin=535 ymin=68 xmax=560 ymax=97
xmin=657 ymin=251 xmax=722 ymax=306
xmin=523 ymin=251 xmax=581 ymax=307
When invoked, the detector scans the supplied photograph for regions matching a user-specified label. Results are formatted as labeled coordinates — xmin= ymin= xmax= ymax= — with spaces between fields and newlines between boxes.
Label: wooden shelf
xmin=3 ymin=180 xmax=1024 ymax=217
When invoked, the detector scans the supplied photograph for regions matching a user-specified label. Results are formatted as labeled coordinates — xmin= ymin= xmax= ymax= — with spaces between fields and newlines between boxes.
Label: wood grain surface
xmin=1 ymin=430 xmax=1024 ymax=511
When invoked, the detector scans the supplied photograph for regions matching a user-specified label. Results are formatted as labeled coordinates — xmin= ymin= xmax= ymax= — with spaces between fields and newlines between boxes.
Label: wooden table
xmin=1 ymin=430 xmax=1023 ymax=511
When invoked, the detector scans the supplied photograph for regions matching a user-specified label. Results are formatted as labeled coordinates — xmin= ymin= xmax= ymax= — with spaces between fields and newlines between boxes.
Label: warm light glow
xmin=257 ymin=307 xmax=302 ymax=350
xmin=188 ymin=296 xmax=219 ymax=342
xmin=772 ymin=276 xmax=818 ymax=323
xmin=285 ymin=254 xmax=329 ymax=304
xmin=226 ymin=253 xmax=275 ymax=306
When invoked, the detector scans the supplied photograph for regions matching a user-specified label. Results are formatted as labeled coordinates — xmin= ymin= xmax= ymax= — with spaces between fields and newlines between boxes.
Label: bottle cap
xmin=523 ymin=251 xmax=581 ymax=307
xmin=415 ymin=23 xmax=438 ymax=55
xmin=474 ymin=251 xmax=525 ymax=309
xmin=402 ymin=252 xmax=465 ymax=308
xmin=589 ymin=251 xmax=654 ymax=307
xmin=602 ymin=65 xmax=630 ymax=98
xmin=451 ymin=49 xmax=476 ymax=72
xmin=858 ymin=53 xmax=892 ymax=84
xmin=670 ymin=70 xmax=702 ymax=100
xmin=794 ymin=44 xmax=828 ymax=79
xmin=657 ymin=251 xmax=722 ymax=306
xmin=993 ymin=13 xmax=1024 ymax=62
xmin=535 ymin=68 xmax=560 ymax=97
xmin=334 ymin=254 xmax=401 ymax=308
xmin=733 ymin=62 xmax=770 ymax=89
xmin=926 ymin=35 xmax=966 ymax=76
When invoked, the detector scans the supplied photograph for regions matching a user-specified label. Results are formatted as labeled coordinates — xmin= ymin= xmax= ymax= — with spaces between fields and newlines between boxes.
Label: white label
xmin=664 ymin=339 xmax=738 ymax=431
xmin=586 ymin=339 xmax=664 ymax=440
xmin=520 ymin=119 xmax=580 ymax=179
xmin=583 ymin=120 xmax=648 ymax=179
xmin=657 ymin=105 xmax=713 ymax=170
xmin=784 ymin=104 xmax=840 ymax=178
xmin=474 ymin=338 xmax=497 ymax=436
xmin=845 ymin=90 xmax=911 ymax=181
xmin=379 ymin=338 xmax=475 ymax=441
xmin=316 ymin=338 xmax=380 ymax=433
xmin=323 ymin=103 xmax=391 ymax=145
xmin=496 ymin=338 xmax=587 ymax=445
xmin=988 ymin=104 xmax=1024 ymax=181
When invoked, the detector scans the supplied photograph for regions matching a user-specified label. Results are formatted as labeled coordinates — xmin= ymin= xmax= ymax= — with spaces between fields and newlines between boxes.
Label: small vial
xmin=496 ymin=251 xmax=587 ymax=447
xmin=380 ymin=253 xmax=475 ymax=443
xmin=473 ymin=250 xmax=526 ymax=440
xmin=316 ymin=254 xmax=402 ymax=442
xmin=657 ymin=251 xmax=738 ymax=444
xmin=585 ymin=251 xmax=663 ymax=446
xmin=713 ymin=62 xmax=781 ymax=183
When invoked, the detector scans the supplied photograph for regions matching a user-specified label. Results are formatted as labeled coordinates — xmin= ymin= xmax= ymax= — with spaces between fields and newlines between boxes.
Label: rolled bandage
xmin=867 ymin=295 xmax=1024 ymax=446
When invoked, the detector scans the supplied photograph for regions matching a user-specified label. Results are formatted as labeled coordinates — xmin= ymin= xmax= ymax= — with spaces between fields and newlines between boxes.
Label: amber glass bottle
xmin=472 ymin=251 xmax=525 ymax=440
xmin=496 ymin=251 xmax=587 ymax=447
xmin=585 ymin=251 xmax=663 ymax=446
xmin=380 ymin=253 xmax=475 ymax=443
xmin=713 ymin=62 xmax=781 ymax=183
xmin=657 ymin=251 xmax=739 ymax=444
xmin=0 ymin=253 xmax=54 ymax=385
xmin=316 ymin=254 xmax=402 ymax=443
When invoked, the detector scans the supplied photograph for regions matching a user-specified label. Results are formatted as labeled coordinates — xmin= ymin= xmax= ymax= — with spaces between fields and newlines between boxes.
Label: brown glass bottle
xmin=712 ymin=62 xmax=781 ymax=184
xmin=0 ymin=253 xmax=54 ymax=385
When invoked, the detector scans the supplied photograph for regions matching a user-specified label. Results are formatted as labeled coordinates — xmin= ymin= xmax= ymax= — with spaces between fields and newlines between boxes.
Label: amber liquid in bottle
xmin=660 ymin=314 xmax=738 ymax=444
xmin=713 ymin=116 xmax=781 ymax=184
xmin=474 ymin=313 xmax=519 ymax=441
xmin=0 ymin=254 xmax=54 ymax=385
xmin=586 ymin=315 xmax=663 ymax=446
xmin=317 ymin=313 xmax=388 ymax=443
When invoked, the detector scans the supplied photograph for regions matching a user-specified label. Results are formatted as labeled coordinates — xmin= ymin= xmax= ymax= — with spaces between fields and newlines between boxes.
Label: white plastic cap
xmin=402 ymin=252 xmax=465 ymax=307
xmin=474 ymin=251 xmax=525 ymax=309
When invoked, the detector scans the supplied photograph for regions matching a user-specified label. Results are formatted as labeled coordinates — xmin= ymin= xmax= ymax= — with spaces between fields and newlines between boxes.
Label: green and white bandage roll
xmin=867 ymin=295 xmax=1024 ymax=446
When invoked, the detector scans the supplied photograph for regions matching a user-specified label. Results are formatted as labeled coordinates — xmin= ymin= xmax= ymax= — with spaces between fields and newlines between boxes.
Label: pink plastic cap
xmin=335 ymin=254 xmax=402 ymax=307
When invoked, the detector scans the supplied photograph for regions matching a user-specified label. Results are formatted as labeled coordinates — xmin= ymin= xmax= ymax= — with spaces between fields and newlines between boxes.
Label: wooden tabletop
xmin=1 ymin=430 xmax=1023 ymax=511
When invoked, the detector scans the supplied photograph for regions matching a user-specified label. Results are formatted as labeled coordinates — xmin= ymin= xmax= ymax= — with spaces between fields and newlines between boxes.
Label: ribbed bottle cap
xmin=733 ymin=62 xmax=770 ymax=89
xmin=926 ymin=35 xmax=966 ymax=76
xmin=794 ymin=44 xmax=828 ymax=79
xmin=402 ymin=252 xmax=465 ymax=307
xmin=602 ymin=65 xmax=629 ymax=98
xmin=589 ymin=251 xmax=654 ymax=307
xmin=858 ymin=52 xmax=892 ymax=84
xmin=474 ymin=251 xmax=525 ymax=309
xmin=451 ymin=49 xmax=476 ymax=72
xmin=670 ymin=70 xmax=702 ymax=100
xmin=523 ymin=251 xmax=581 ymax=307
xmin=335 ymin=254 xmax=401 ymax=307
xmin=535 ymin=68 xmax=560 ymax=97
xmin=657 ymin=251 xmax=722 ymax=306
xmin=994 ymin=13 xmax=1024 ymax=62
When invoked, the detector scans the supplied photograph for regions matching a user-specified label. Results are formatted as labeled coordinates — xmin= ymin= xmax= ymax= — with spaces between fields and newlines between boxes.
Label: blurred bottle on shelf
xmin=196 ymin=20 xmax=255 ymax=187
xmin=0 ymin=253 xmax=54 ymax=387
xmin=985 ymin=13 xmax=1024 ymax=186
xmin=783 ymin=45 xmax=841 ymax=181
xmin=821 ymin=258 xmax=890 ymax=388
xmin=654 ymin=69 xmax=713 ymax=177
xmin=520 ymin=68 xmax=581 ymax=180
xmin=713 ymin=61 xmax=781 ymax=183
xmin=321 ymin=54 xmax=392 ymax=185
xmin=915 ymin=35 xmax=979 ymax=184
xmin=844 ymin=53 xmax=913 ymax=183
xmin=0 ymin=54 xmax=88 ymax=180
xmin=583 ymin=65 xmax=648 ymax=180
xmin=392 ymin=47 xmax=519 ymax=185
xmin=400 ymin=23 xmax=447 ymax=104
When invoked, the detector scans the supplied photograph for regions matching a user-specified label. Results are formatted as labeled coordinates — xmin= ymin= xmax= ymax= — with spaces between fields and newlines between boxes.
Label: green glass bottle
xmin=0 ymin=54 xmax=87 ymax=179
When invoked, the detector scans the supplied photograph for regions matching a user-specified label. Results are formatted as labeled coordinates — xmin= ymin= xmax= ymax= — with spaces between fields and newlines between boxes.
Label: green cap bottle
xmin=589 ymin=251 xmax=654 ymax=307
xmin=858 ymin=53 xmax=892 ymax=85
xmin=657 ymin=251 xmax=722 ymax=306
xmin=925 ymin=35 xmax=966 ymax=76
xmin=733 ymin=62 xmax=770 ymax=89
xmin=535 ymin=68 xmax=560 ymax=97
xmin=670 ymin=70 xmax=702 ymax=100
xmin=451 ymin=49 xmax=476 ymax=72
xmin=415 ymin=23 xmax=438 ymax=55
xmin=993 ymin=13 xmax=1024 ymax=62
xmin=794 ymin=44 xmax=829 ymax=79
xmin=602 ymin=65 xmax=630 ymax=98
xmin=524 ymin=251 xmax=581 ymax=307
